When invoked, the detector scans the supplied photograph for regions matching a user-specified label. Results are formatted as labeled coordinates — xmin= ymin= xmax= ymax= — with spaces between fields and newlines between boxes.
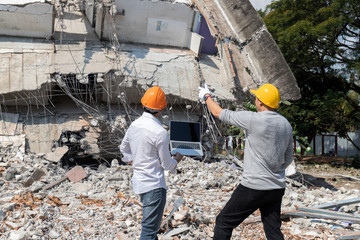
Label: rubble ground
xmin=0 ymin=152 xmax=359 ymax=240
xmin=294 ymin=156 xmax=360 ymax=190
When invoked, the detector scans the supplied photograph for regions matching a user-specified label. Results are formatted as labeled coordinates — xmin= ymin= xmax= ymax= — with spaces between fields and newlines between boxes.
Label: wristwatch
xmin=203 ymin=94 xmax=211 ymax=101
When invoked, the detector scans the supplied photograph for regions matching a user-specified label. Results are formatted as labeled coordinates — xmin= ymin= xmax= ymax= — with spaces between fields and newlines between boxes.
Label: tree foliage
xmin=263 ymin=0 xmax=360 ymax=151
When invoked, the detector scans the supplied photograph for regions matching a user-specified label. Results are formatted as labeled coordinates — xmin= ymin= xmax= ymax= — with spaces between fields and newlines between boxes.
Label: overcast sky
xmin=249 ymin=0 xmax=272 ymax=10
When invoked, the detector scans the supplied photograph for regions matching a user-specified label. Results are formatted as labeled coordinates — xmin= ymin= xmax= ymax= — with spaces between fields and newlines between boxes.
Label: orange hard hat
xmin=141 ymin=86 xmax=167 ymax=111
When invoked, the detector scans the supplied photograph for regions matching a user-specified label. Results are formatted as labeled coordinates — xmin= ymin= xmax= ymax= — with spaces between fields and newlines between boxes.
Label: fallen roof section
xmin=0 ymin=38 xmax=234 ymax=104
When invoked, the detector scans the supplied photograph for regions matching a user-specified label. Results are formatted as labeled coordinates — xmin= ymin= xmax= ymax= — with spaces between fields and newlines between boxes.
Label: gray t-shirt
xmin=220 ymin=109 xmax=293 ymax=190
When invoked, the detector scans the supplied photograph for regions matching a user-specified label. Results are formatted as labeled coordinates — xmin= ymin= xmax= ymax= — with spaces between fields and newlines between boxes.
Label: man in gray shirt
xmin=198 ymin=83 xmax=293 ymax=240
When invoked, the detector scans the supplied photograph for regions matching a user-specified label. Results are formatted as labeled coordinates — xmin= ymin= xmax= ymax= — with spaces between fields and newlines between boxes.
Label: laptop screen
xmin=170 ymin=121 xmax=201 ymax=142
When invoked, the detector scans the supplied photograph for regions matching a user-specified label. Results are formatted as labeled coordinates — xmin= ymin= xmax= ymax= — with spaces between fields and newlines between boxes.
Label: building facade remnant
xmin=0 ymin=0 xmax=300 ymax=161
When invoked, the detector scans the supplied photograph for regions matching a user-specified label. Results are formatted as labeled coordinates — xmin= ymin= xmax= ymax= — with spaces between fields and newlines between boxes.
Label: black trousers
xmin=213 ymin=184 xmax=285 ymax=240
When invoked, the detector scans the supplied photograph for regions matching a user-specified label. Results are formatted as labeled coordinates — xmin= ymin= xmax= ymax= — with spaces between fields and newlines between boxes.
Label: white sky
xmin=0 ymin=0 xmax=45 ymax=3
xmin=249 ymin=0 xmax=272 ymax=10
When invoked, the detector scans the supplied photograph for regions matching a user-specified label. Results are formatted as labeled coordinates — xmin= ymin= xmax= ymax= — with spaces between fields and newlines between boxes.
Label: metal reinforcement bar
xmin=336 ymin=234 xmax=360 ymax=240
xmin=282 ymin=210 xmax=360 ymax=223
xmin=312 ymin=198 xmax=360 ymax=209
xmin=297 ymin=206 xmax=360 ymax=220
xmin=335 ymin=174 xmax=360 ymax=181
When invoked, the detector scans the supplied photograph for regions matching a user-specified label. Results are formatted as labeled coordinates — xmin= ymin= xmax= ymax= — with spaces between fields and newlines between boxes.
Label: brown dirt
xmin=294 ymin=155 xmax=360 ymax=190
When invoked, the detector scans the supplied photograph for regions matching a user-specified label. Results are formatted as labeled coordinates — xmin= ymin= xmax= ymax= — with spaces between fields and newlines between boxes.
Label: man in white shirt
xmin=120 ymin=86 xmax=183 ymax=240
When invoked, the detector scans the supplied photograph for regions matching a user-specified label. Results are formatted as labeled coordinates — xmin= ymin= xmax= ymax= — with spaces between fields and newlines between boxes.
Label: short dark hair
xmin=143 ymin=106 xmax=161 ymax=114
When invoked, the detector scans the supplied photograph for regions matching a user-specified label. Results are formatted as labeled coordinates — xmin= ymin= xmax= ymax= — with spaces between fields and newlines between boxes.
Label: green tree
xmin=263 ymin=0 xmax=360 ymax=153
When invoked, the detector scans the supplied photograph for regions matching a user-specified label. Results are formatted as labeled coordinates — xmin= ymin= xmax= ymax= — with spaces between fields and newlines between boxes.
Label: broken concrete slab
xmin=0 ymin=134 xmax=26 ymax=153
xmin=71 ymin=182 xmax=93 ymax=195
xmin=192 ymin=0 xmax=301 ymax=101
xmin=0 ymin=1 xmax=55 ymax=39
xmin=8 ymin=230 xmax=28 ymax=240
xmin=65 ymin=166 xmax=87 ymax=183
xmin=163 ymin=227 xmax=191 ymax=237
xmin=198 ymin=55 xmax=237 ymax=101
xmin=22 ymin=168 xmax=45 ymax=187
xmin=116 ymin=232 xmax=132 ymax=240
xmin=0 ymin=113 xmax=19 ymax=136
xmin=42 ymin=166 xmax=87 ymax=191
xmin=45 ymin=146 xmax=69 ymax=163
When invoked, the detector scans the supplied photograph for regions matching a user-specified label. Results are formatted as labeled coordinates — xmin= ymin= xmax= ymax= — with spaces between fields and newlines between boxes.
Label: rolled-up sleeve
xmin=157 ymin=131 xmax=177 ymax=174
xmin=119 ymin=133 xmax=132 ymax=163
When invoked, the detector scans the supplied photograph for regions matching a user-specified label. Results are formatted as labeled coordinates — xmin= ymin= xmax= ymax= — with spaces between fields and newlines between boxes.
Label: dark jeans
xmin=213 ymin=184 xmax=285 ymax=240
xmin=139 ymin=188 xmax=167 ymax=240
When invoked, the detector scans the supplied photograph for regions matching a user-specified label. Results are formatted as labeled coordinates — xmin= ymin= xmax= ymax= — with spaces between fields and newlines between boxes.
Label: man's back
xmin=120 ymin=112 xmax=177 ymax=194
xmin=220 ymin=110 xmax=293 ymax=190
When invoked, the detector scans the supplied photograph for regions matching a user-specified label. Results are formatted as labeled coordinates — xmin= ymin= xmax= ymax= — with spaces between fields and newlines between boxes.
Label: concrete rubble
xmin=0 ymin=1 xmax=353 ymax=239
xmin=0 ymin=149 xmax=359 ymax=240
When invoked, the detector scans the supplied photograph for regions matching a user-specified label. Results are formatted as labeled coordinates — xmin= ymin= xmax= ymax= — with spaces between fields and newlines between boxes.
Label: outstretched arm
xmin=204 ymin=94 xmax=223 ymax=119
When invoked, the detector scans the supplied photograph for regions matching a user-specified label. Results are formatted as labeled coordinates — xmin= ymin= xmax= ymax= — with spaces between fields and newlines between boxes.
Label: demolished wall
xmin=98 ymin=0 xmax=195 ymax=48
xmin=0 ymin=0 xmax=301 ymax=162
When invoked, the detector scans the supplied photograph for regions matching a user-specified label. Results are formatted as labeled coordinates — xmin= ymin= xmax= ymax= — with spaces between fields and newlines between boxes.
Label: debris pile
xmin=0 ymin=150 xmax=359 ymax=240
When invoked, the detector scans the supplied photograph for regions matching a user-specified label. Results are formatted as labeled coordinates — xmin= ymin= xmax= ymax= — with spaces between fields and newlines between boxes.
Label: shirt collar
xmin=259 ymin=110 xmax=279 ymax=116
xmin=142 ymin=112 xmax=161 ymax=125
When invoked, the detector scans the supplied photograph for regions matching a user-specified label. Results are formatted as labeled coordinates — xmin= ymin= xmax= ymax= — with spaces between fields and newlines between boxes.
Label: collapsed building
xmin=0 ymin=0 xmax=301 ymax=165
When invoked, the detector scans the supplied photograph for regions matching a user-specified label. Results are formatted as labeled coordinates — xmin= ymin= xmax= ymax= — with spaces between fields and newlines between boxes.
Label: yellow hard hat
xmin=141 ymin=86 xmax=167 ymax=111
xmin=250 ymin=83 xmax=280 ymax=109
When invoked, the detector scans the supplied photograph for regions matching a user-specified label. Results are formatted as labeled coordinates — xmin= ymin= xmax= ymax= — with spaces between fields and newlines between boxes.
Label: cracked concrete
xmin=0 ymin=0 xmax=301 ymax=160
xmin=191 ymin=0 xmax=301 ymax=100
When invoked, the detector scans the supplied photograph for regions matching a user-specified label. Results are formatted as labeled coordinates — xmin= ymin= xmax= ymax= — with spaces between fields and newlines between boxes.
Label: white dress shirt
xmin=120 ymin=112 xmax=177 ymax=194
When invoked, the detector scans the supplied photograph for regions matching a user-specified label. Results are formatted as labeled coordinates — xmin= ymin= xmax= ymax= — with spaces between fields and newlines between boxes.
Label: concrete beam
xmin=192 ymin=0 xmax=301 ymax=101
